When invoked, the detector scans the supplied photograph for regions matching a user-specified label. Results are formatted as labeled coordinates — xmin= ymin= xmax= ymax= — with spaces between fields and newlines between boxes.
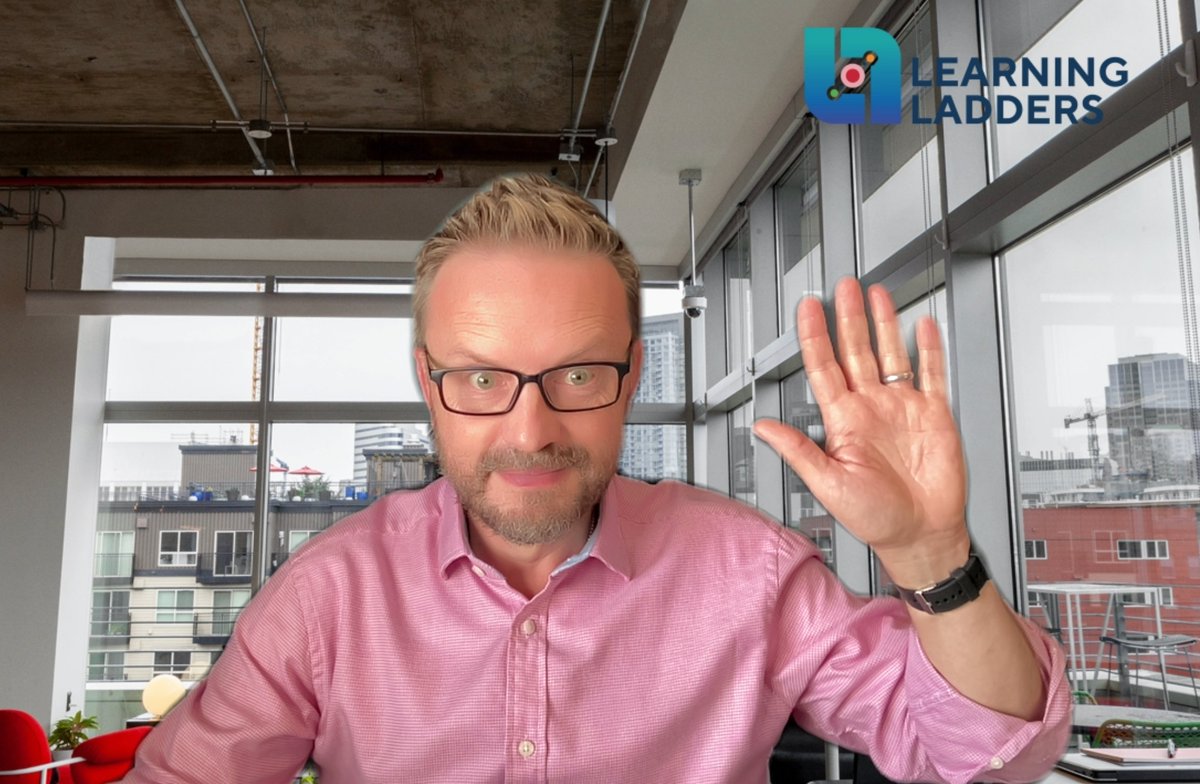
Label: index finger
xmin=916 ymin=316 xmax=949 ymax=401
xmin=796 ymin=295 xmax=848 ymax=407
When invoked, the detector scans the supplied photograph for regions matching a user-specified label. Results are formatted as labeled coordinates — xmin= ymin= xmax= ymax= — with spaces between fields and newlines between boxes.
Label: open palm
xmin=755 ymin=279 xmax=967 ymax=562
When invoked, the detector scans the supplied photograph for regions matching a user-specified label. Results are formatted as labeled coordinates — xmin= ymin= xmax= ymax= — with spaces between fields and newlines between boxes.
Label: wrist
xmin=876 ymin=529 xmax=971 ymax=590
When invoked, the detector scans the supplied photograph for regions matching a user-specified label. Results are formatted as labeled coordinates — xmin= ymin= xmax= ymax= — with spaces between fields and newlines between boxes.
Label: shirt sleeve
xmin=119 ymin=564 xmax=319 ymax=784
xmin=767 ymin=533 xmax=1072 ymax=784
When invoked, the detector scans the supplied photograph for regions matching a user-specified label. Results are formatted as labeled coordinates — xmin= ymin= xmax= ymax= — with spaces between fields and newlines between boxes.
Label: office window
xmin=156 ymin=589 xmax=194 ymax=624
xmin=1005 ymin=145 xmax=1200 ymax=708
xmin=105 ymin=282 xmax=259 ymax=401
xmin=90 ymin=590 xmax=130 ymax=638
xmin=159 ymin=531 xmax=198 ymax=567
xmin=1117 ymin=540 xmax=1170 ymax=560
xmin=729 ymin=401 xmax=756 ymax=507
xmin=273 ymin=282 xmax=419 ymax=402
xmin=780 ymin=369 xmax=832 ymax=566
xmin=93 ymin=531 xmax=133 ymax=578
xmin=857 ymin=5 xmax=941 ymax=269
xmin=982 ymin=0 xmax=1183 ymax=174
xmin=1024 ymin=539 xmax=1048 ymax=560
xmin=776 ymin=139 xmax=822 ymax=328
xmin=724 ymin=226 xmax=752 ymax=376
xmin=153 ymin=651 xmax=191 ymax=676
xmin=88 ymin=652 xmax=125 ymax=682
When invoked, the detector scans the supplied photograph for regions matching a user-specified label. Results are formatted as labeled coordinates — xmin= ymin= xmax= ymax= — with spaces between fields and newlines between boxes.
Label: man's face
xmin=415 ymin=245 xmax=642 ymax=545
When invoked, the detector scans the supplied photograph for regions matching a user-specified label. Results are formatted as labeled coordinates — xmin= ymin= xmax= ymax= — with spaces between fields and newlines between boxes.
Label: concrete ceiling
xmin=2 ymin=0 xmax=874 ymax=277
xmin=0 ymin=0 xmax=671 ymax=184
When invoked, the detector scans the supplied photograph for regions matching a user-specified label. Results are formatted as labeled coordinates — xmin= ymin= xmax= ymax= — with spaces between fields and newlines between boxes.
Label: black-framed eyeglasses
xmin=425 ymin=352 xmax=632 ymax=415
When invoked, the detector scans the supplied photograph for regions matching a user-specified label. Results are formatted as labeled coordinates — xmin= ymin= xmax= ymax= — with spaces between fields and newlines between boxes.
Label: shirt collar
xmin=435 ymin=476 xmax=632 ymax=581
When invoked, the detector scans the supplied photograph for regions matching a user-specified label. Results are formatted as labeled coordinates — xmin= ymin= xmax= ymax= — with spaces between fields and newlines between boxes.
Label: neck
xmin=468 ymin=508 xmax=596 ymax=599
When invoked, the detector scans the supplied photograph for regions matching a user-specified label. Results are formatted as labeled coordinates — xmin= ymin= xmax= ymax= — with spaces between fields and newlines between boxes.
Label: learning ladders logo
xmin=805 ymin=28 xmax=901 ymax=124
xmin=804 ymin=27 xmax=1130 ymax=126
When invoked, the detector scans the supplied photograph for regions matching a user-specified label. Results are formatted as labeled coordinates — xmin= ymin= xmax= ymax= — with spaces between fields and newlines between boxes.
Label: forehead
xmin=424 ymin=245 xmax=630 ymax=364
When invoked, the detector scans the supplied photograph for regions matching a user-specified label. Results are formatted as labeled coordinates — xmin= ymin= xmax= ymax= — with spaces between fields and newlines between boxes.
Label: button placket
xmin=505 ymin=608 xmax=548 ymax=781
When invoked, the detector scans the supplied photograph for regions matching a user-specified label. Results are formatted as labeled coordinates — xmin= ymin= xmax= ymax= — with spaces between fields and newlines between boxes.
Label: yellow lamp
xmin=142 ymin=673 xmax=186 ymax=718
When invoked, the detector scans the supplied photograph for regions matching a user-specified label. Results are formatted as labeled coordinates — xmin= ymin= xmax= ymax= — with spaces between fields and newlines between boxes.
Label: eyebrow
xmin=433 ymin=338 xmax=630 ymax=369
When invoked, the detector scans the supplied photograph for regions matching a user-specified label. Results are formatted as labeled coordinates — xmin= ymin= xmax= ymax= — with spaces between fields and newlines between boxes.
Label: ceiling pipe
xmin=236 ymin=0 xmax=299 ymax=174
xmin=174 ymin=0 xmax=269 ymax=171
xmin=585 ymin=0 xmax=652 ymax=196
xmin=0 ymin=120 xmax=582 ymax=139
xmin=0 ymin=169 xmax=443 ymax=188
xmin=568 ymin=0 xmax=613 ymax=149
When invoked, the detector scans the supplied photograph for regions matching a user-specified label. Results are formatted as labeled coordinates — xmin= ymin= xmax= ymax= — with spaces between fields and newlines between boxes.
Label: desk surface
xmin=1040 ymin=770 xmax=1180 ymax=784
xmin=1074 ymin=704 xmax=1199 ymax=730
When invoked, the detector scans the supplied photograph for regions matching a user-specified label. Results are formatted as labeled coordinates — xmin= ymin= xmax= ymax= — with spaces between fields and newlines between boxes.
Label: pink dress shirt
xmin=122 ymin=476 xmax=1070 ymax=784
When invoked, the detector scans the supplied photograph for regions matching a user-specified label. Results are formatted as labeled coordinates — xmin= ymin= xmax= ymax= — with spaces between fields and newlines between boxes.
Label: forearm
xmin=881 ymin=532 xmax=1046 ymax=721
xmin=908 ymin=584 xmax=1046 ymax=720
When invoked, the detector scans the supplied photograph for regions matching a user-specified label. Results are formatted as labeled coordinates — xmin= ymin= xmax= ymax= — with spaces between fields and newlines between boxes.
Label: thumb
xmin=753 ymin=418 xmax=830 ymax=487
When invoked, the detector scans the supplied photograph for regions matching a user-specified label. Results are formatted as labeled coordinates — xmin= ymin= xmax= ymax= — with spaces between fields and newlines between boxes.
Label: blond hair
xmin=412 ymin=173 xmax=640 ymax=347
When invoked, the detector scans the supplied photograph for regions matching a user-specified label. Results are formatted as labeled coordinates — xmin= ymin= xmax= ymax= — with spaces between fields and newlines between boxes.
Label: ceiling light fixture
xmin=595 ymin=123 xmax=617 ymax=147
xmin=247 ymin=118 xmax=272 ymax=140
xmin=558 ymin=139 xmax=582 ymax=162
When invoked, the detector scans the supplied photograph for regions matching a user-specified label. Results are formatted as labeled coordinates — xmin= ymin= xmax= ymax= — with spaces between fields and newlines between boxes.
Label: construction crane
xmin=249 ymin=282 xmax=264 ymax=445
xmin=1064 ymin=394 xmax=1164 ymax=484
xmin=1064 ymin=398 xmax=1105 ymax=484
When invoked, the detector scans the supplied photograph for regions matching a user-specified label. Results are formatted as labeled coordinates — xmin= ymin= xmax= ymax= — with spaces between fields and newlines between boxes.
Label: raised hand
xmin=754 ymin=278 xmax=969 ymax=584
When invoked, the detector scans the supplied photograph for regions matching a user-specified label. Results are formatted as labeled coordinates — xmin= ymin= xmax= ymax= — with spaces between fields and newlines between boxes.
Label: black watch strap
xmin=895 ymin=551 xmax=989 ymax=614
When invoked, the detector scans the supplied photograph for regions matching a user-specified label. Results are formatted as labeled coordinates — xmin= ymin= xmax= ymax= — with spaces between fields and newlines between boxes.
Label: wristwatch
xmin=894 ymin=551 xmax=989 ymax=614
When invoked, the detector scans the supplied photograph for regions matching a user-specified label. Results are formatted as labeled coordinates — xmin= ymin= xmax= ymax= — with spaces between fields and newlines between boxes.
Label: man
xmin=123 ymin=174 xmax=1069 ymax=783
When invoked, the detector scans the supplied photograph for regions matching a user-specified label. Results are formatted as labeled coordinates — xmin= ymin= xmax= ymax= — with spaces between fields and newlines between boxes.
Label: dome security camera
xmin=682 ymin=284 xmax=707 ymax=319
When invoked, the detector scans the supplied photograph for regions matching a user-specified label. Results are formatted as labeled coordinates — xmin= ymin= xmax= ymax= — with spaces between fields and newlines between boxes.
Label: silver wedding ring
xmin=882 ymin=371 xmax=914 ymax=384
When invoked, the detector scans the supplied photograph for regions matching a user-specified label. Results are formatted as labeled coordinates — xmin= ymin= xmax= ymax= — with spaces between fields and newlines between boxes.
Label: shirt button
xmin=521 ymin=619 xmax=537 ymax=636
xmin=471 ymin=565 xmax=486 ymax=578
xmin=989 ymin=756 xmax=1004 ymax=770
xmin=518 ymin=740 xmax=536 ymax=758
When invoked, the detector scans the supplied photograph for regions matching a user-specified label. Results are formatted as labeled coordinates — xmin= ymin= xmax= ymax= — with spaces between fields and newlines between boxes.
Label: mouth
xmin=494 ymin=467 xmax=570 ymax=488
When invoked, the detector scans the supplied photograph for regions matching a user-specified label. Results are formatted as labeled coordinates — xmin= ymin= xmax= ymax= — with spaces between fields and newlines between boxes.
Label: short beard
xmin=436 ymin=439 xmax=613 ymax=546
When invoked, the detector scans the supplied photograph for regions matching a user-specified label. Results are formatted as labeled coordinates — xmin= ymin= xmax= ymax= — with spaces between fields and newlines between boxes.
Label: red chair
xmin=69 ymin=726 xmax=152 ymax=784
xmin=0 ymin=708 xmax=83 ymax=784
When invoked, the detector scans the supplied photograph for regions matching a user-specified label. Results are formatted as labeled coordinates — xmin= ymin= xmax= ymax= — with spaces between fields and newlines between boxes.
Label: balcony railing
xmin=192 ymin=610 xmax=242 ymax=645
xmin=195 ymin=551 xmax=252 ymax=584
xmin=98 ymin=478 xmax=434 ymax=506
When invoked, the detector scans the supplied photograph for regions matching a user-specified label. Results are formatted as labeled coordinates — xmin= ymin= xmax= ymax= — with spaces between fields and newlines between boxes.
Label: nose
xmin=501 ymin=379 xmax=565 ymax=452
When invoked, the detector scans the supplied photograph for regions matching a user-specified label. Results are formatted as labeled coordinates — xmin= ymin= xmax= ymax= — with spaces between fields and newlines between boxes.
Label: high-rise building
xmin=620 ymin=313 xmax=686 ymax=481
xmin=1105 ymin=353 xmax=1200 ymax=483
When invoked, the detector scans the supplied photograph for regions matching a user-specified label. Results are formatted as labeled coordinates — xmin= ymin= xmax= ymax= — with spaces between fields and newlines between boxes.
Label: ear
xmin=413 ymin=347 xmax=436 ymax=410
xmin=622 ymin=338 xmax=644 ymax=416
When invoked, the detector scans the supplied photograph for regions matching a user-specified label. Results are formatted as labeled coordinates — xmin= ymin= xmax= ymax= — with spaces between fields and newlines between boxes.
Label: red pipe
xmin=0 ymin=168 xmax=443 ymax=188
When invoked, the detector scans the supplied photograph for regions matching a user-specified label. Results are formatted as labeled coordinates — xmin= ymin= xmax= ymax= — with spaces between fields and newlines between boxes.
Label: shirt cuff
xmin=899 ymin=613 xmax=1072 ymax=783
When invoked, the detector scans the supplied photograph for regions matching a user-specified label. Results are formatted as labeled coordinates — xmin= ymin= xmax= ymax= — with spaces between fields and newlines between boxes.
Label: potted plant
xmin=48 ymin=710 xmax=99 ymax=757
xmin=225 ymin=487 xmax=241 ymax=501
xmin=300 ymin=477 xmax=331 ymax=501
